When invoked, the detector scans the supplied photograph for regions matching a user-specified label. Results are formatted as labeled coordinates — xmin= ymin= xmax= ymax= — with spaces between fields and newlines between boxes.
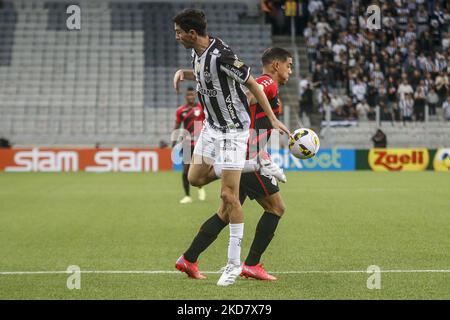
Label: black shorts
xmin=239 ymin=171 xmax=280 ymax=204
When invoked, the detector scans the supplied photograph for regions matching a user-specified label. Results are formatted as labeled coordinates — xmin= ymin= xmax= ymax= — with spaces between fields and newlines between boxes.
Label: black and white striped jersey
xmin=191 ymin=37 xmax=251 ymax=131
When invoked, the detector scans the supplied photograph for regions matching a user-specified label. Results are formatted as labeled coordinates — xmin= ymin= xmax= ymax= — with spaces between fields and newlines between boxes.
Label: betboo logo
xmin=369 ymin=149 xmax=429 ymax=171
xmin=269 ymin=149 xmax=355 ymax=171
xmin=0 ymin=148 xmax=172 ymax=172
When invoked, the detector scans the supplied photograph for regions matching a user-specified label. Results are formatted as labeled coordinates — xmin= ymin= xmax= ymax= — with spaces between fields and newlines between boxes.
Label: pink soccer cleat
xmin=240 ymin=263 xmax=277 ymax=281
xmin=175 ymin=255 xmax=206 ymax=279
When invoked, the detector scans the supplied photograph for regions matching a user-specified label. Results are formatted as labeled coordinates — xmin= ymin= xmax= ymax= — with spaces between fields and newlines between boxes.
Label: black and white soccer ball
xmin=288 ymin=128 xmax=320 ymax=159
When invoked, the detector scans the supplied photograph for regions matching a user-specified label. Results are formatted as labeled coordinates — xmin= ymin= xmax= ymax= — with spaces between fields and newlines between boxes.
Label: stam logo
xmin=370 ymin=149 xmax=429 ymax=171
xmin=5 ymin=148 xmax=78 ymax=172
xmin=0 ymin=148 xmax=167 ymax=172
xmin=85 ymin=148 xmax=158 ymax=172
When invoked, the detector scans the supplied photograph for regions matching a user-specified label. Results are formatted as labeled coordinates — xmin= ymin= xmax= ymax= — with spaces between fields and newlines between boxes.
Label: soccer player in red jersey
xmin=177 ymin=48 xmax=293 ymax=281
xmin=238 ymin=47 xmax=292 ymax=280
xmin=172 ymin=87 xmax=206 ymax=204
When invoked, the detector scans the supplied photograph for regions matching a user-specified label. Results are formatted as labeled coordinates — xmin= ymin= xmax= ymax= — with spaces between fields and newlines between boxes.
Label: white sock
xmin=228 ymin=223 xmax=244 ymax=266
xmin=213 ymin=160 xmax=259 ymax=178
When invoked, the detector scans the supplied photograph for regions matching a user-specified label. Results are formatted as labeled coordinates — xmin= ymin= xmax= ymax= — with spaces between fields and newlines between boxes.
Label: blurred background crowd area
xmin=262 ymin=0 xmax=450 ymax=123
xmin=0 ymin=0 xmax=448 ymax=149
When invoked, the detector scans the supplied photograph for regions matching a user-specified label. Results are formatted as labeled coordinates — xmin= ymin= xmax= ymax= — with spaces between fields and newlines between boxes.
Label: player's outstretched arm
xmin=173 ymin=69 xmax=195 ymax=93
xmin=244 ymin=85 xmax=263 ymax=105
xmin=245 ymin=76 xmax=290 ymax=136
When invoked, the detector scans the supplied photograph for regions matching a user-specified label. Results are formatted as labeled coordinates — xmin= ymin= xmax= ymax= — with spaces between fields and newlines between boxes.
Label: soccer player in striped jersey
xmin=172 ymin=87 xmax=206 ymax=204
xmin=176 ymin=47 xmax=293 ymax=282
xmin=172 ymin=9 xmax=290 ymax=286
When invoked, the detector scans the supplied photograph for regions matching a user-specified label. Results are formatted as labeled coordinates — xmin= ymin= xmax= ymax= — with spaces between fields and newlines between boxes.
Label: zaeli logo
xmin=370 ymin=149 xmax=429 ymax=171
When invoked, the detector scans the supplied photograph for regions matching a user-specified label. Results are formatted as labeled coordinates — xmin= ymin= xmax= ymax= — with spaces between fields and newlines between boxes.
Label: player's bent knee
xmin=220 ymin=189 xmax=240 ymax=208
xmin=263 ymin=200 xmax=285 ymax=217
xmin=189 ymin=177 xmax=203 ymax=187
xmin=188 ymin=171 xmax=205 ymax=187
xmin=187 ymin=172 xmax=197 ymax=186
xmin=273 ymin=203 xmax=285 ymax=217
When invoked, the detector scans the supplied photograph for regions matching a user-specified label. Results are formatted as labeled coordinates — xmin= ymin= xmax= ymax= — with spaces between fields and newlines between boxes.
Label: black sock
xmin=184 ymin=213 xmax=227 ymax=263
xmin=245 ymin=211 xmax=281 ymax=266
xmin=182 ymin=171 xmax=190 ymax=196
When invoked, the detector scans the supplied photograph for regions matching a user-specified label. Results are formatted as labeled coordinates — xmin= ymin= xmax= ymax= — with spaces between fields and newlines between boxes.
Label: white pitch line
xmin=1 ymin=269 xmax=450 ymax=275
xmin=272 ymin=270 xmax=450 ymax=274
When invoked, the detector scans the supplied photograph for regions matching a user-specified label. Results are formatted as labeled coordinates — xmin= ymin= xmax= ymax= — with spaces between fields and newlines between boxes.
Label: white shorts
xmin=193 ymin=123 xmax=249 ymax=170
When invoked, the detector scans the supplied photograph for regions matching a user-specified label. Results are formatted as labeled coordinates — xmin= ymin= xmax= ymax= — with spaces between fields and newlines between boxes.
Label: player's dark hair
xmin=173 ymin=9 xmax=207 ymax=36
xmin=261 ymin=47 xmax=292 ymax=66
xmin=187 ymin=86 xmax=195 ymax=91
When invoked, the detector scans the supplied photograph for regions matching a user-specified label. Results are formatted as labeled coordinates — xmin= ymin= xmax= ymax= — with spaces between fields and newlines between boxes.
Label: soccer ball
xmin=288 ymin=128 xmax=320 ymax=159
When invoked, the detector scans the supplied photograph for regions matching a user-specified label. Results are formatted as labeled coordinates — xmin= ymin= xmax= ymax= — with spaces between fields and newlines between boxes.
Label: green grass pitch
xmin=0 ymin=171 xmax=449 ymax=299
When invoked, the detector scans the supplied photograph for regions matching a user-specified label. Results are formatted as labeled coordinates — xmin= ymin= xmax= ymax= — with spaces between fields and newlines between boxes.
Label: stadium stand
xmin=296 ymin=0 xmax=450 ymax=147
xmin=0 ymin=0 xmax=271 ymax=146
xmin=300 ymin=0 xmax=450 ymax=120
xmin=0 ymin=0 xmax=448 ymax=148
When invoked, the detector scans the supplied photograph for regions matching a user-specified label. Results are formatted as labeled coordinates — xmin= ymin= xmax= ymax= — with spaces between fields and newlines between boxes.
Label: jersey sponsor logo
xmin=225 ymin=94 xmax=237 ymax=120
xmin=229 ymin=66 xmax=244 ymax=78
xmin=260 ymin=79 xmax=273 ymax=87
xmin=369 ymin=148 xmax=429 ymax=171
xmin=198 ymin=87 xmax=218 ymax=97
xmin=220 ymin=65 xmax=245 ymax=83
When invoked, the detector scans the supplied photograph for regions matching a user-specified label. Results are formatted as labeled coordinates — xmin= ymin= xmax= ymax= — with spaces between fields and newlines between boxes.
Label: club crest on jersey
xmin=194 ymin=109 xmax=201 ymax=117
xmin=204 ymin=71 xmax=212 ymax=83
xmin=233 ymin=59 xmax=244 ymax=68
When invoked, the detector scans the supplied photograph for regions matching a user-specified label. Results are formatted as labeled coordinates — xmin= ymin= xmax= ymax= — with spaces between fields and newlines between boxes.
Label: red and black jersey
xmin=175 ymin=103 xmax=205 ymax=145
xmin=247 ymin=74 xmax=281 ymax=158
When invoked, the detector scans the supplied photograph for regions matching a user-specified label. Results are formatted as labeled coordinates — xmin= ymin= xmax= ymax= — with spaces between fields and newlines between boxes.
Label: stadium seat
xmin=0 ymin=0 xmax=274 ymax=145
